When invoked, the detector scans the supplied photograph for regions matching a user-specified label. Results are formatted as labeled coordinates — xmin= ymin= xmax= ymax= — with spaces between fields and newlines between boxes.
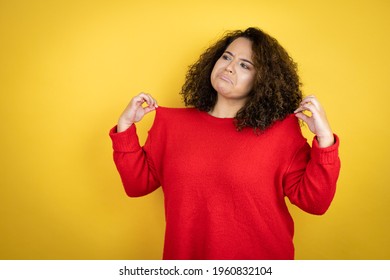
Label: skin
xmin=209 ymin=37 xmax=256 ymax=118
xmin=294 ymin=95 xmax=335 ymax=147
xmin=116 ymin=38 xmax=335 ymax=148
xmin=117 ymin=92 xmax=158 ymax=133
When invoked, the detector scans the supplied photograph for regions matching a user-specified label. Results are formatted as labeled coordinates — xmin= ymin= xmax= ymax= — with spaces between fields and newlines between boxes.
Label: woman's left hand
xmin=294 ymin=95 xmax=335 ymax=148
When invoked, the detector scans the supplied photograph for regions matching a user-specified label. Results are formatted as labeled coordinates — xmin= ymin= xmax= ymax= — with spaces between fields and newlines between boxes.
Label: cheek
xmin=240 ymin=73 xmax=256 ymax=90
xmin=212 ymin=60 xmax=223 ymax=74
xmin=211 ymin=61 xmax=223 ymax=82
xmin=210 ymin=66 xmax=217 ymax=80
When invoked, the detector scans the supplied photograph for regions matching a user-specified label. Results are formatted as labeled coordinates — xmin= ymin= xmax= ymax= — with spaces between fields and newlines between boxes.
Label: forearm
xmin=109 ymin=125 xmax=160 ymax=197
xmin=284 ymin=135 xmax=341 ymax=215
xmin=316 ymin=133 xmax=335 ymax=148
xmin=117 ymin=120 xmax=134 ymax=133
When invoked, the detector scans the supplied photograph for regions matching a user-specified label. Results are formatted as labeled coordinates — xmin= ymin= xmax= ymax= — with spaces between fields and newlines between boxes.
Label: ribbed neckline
xmin=196 ymin=109 xmax=235 ymax=124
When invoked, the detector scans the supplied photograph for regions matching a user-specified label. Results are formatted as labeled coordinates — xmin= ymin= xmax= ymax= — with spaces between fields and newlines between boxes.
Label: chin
xmin=213 ymin=83 xmax=231 ymax=95
xmin=215 ymin=88 xmax=231 ymax=96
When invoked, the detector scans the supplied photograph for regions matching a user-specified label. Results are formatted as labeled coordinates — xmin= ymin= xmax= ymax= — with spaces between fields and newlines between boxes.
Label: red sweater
xmin=109 ymin=107 xmax=340 ymax=259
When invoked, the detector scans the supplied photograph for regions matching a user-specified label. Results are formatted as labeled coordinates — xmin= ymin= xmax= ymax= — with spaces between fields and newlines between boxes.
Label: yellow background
xmin=1 ymin=0 xmax=389 ymax=259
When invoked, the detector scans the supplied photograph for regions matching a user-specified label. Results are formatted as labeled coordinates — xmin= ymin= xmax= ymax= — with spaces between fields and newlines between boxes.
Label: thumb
xmin=295 ymin=112 xmax=309 ymax=123
xmin=143 ymin=105 xmax=158 ymax=115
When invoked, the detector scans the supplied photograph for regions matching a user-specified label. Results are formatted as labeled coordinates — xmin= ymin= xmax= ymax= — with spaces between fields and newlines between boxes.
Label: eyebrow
xmin=225 ymin=51 xmax=254 ymax=66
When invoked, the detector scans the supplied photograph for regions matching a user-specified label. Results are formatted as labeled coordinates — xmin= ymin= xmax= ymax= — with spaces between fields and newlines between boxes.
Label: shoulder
xmin=155 ymin=106 xmax=197 ymax=118
xmin=273 ymin=114 xmax=301 ymax=131
xmin=150 ymin=106 xmax=200 ymax=131
xmin=266 ymin=114 xmax=307 ymax=145
xmin=155 ymin=106 xmax=199 ymax=122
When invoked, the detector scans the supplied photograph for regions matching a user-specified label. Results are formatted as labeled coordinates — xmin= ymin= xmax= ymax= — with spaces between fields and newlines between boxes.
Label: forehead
xmin=226 ymin=37 xmax=253 ymax=57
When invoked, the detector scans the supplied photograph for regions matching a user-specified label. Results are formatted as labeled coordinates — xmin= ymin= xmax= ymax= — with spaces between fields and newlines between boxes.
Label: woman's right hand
xmin=117 ymin=92 xmax=158 ymax=133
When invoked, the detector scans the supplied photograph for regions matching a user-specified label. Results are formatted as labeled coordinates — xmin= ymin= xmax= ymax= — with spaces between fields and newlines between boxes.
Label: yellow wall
xmin=1 ymin=0 xmax=389 ymax=259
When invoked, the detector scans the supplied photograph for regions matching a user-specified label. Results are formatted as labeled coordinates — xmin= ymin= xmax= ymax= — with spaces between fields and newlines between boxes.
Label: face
xmin=210 ymin=37 xmax=256 ymax=103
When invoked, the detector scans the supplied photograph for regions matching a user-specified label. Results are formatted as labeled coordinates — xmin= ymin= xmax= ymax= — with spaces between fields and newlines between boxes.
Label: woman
xmin=109 ymin=27 xmax=340 ymax=259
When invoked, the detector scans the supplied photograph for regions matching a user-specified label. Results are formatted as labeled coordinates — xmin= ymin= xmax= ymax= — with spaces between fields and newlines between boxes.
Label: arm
xmin=284 ymin=95 xmax=341 ymax=214
xmin=283 ymin=135 xmax=340 ymax=215
xmin=109 ymin=93 xmax=160 ymax=197
xmin=294 ymin=95 xmax=335 ymax=148
xmin=117 ymin=92 xmax=158 ymax=132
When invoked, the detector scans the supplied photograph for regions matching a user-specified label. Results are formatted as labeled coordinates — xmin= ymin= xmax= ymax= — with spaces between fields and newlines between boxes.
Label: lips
xmin=219 ymin=74 xmax=233 ymax=84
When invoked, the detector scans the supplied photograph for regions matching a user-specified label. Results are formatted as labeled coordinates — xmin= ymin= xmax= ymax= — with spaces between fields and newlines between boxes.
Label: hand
xmin=117 ymin=92 xmax=158 ymax=133
xmin=294 ymin=95 xmax=334 ymax=148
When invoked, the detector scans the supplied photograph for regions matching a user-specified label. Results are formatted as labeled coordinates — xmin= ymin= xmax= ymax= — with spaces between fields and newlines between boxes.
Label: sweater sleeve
xmin=283 ymin=134 xmax=341 ymax=215
xmin=109 ymin=124 xmax=160 ymax=197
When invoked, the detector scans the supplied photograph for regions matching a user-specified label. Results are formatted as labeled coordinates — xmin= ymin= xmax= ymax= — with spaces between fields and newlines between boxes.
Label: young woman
xmin=109 ymin=27 xmax=340 ymax=259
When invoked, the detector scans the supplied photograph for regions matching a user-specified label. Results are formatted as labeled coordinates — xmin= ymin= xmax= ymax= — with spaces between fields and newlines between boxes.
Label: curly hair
xmin=180 ymin=27 xmax=302 ymax=133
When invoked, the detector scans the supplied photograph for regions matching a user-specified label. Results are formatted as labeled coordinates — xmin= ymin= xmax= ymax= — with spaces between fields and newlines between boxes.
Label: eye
xmin=222 ymin=54 xmax=232 ymax=61
xmin=240 ymin=62 xmax=250 ymax=70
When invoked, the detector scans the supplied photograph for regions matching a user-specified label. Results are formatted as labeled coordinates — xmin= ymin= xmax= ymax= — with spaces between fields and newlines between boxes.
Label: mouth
xmin=219 ymin=74 xmax=233 ymax=84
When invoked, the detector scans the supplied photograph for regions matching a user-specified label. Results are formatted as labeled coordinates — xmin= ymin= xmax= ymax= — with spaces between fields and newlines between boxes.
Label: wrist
xmin=117 ymin=121 xmax=133 ymax=133
xmin=316 ymin=133 xmax=334 ymax=148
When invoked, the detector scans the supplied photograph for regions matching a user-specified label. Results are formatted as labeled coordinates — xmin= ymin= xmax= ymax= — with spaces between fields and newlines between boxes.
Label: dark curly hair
xmin=180 ymin=27 xmax=302 ymax=133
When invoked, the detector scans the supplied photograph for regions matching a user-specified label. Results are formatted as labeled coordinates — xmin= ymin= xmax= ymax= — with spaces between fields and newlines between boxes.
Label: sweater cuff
xmin=311 ymin=134 xmax=340 ymax=164
xmin=109 ymin=124 xmax=141 ymax=152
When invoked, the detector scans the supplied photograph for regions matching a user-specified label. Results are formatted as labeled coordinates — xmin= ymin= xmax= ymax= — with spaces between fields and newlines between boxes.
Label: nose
xmin=225 ymin=61 xmax=234 ymax=74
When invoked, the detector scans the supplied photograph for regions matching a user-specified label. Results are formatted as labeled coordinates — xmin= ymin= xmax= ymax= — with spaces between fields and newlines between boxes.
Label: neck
xmin=209 ymin=98 xmax=245 ymax=118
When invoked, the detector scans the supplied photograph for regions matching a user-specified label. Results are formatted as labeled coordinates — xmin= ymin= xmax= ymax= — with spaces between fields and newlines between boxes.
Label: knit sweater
xmin=109 ymin=107 xmax=340 ymax=260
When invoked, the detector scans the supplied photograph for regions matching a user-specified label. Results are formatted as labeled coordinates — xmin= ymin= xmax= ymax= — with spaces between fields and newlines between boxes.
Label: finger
xmin=301 ymin=94 xmax=316 ymax=101
xmin=295 ymin=112 xmax=310 ymax=123
xmin=145 ymin=93 xmax=158 ymax=108
xmin=139 ymin=93 xmax=158 ymax=109
xmin=294 ymin=105 xmax=312 ymax=114
xmin=300 ymin=95 xmax=322 ymax=111
xmin=295 ymin=103 xmax=318 ymax=116
xmin=133 ymin=93 xmax=150 ymax=106
xmin=294 ymin=106 xmax=304 ymax=113
xmin=306 ymin=96 xmax=321 ymax=110
xmin=138 ymin=92 xmax=152 ymax=103
xmin=143 ymin=106 xmax=157 ymax=115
